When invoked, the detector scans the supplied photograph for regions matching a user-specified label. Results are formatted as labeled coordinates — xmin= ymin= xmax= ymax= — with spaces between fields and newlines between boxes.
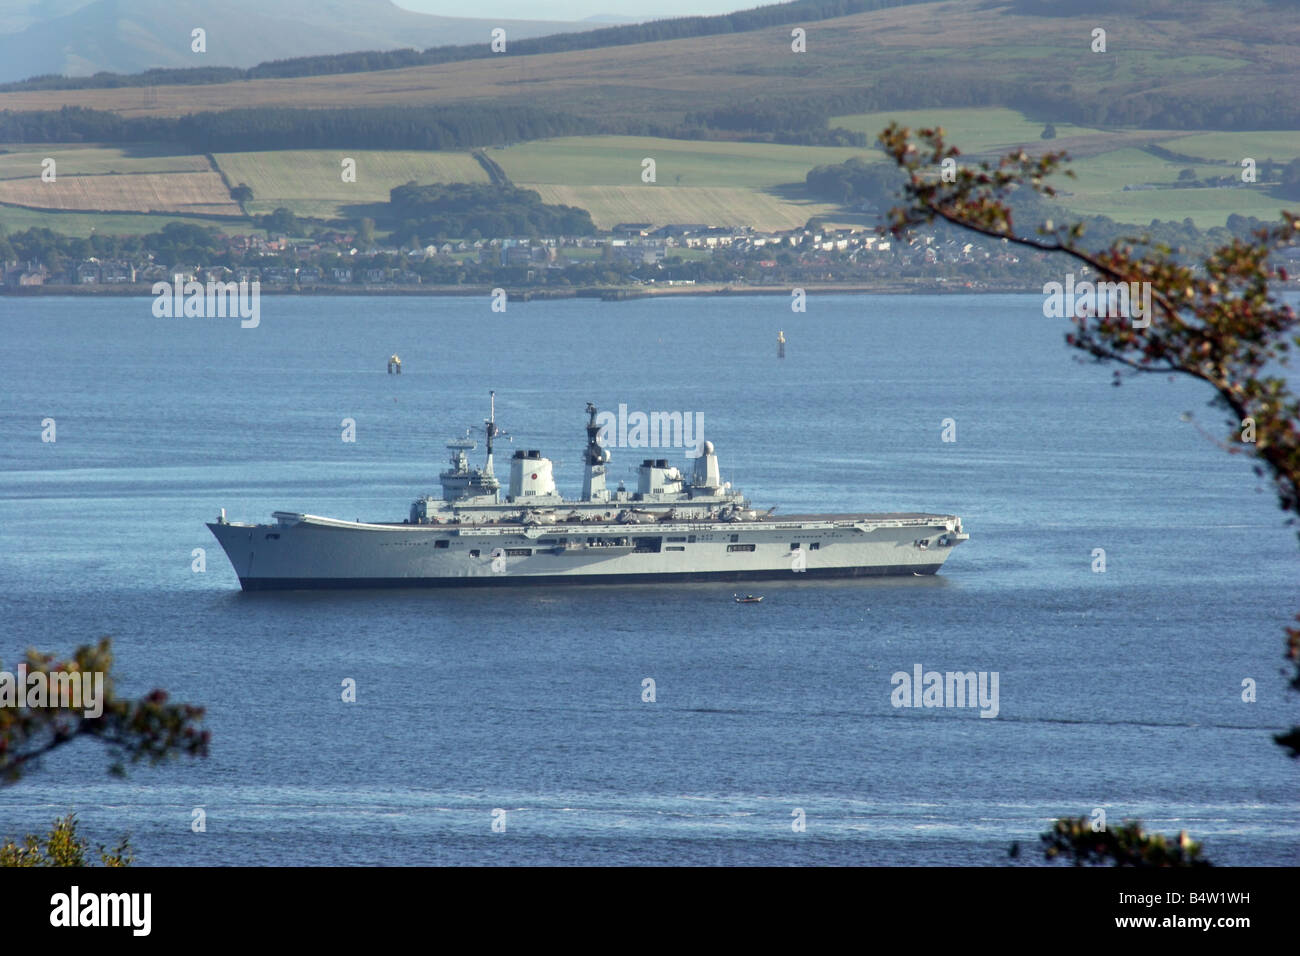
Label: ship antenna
xmin=484 ymin=390 xmax=497 ymax=476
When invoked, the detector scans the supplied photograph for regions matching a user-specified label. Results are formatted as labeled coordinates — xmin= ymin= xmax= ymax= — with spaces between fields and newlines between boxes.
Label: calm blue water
xmin=1 ymin=292 xmax=1297 ymax=865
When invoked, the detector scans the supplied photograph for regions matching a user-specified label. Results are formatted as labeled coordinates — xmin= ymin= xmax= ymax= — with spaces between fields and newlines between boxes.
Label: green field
xmin=212 ymin=149 xmax=489 ymax=218
xmin=0 ymin=143 xmax=211 ymax=180
xmin=494 ymin=136 xmax=865 ymax=230
xmin=822 ymin=111 xmax=1298 ymax=228
xmin=0 ymin=142 xmax=233 ymax=225
xmin=495 ymin=137 xmax=867 ymax=189
xmin=1049 ymin=186 xmax=1293 ymax=230
xmin=1047 ymin=147 xmax=1292 ymax=228
xmin=1064 ymin=148 xmax=1224 ymax=191
xmin=525 ymin=184 xmax=846 ymax=231
xmin=0 ymin=203 xmax=257 ymax=236
xmin=830 ymin=108 xmax=1108 ymax=155
xmin=1 ymin=111 xmax=1294 ymax=238
xmin=1163 ymin=131 xmax=1300 ymax=164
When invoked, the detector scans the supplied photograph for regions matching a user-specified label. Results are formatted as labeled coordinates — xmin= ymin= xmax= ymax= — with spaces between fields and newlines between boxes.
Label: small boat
xmin=734 ymin=593 xmax=763 ymax=604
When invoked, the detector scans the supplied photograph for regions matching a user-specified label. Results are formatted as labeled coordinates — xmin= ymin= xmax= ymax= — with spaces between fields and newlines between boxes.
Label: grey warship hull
xmin=206 ymin=511 xmax=965 ymax=591
xmin=206 ymin=396 xmax=969 ymax=590
xmin=230 ymin=567 xmax=944 ymax=590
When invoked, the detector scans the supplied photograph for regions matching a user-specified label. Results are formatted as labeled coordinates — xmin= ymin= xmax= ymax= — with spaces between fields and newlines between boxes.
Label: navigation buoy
xmin=777 ymin=330 xmax=785 ymax=359
xmin=387 ymin=354 xmax=402 ymax=374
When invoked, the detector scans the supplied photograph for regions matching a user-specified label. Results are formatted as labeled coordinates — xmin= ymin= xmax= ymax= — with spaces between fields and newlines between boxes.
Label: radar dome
xmin=703 ymin=440 xmax=715 ymax=455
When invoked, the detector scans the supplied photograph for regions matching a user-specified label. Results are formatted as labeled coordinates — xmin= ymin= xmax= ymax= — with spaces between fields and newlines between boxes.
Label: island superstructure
xmin=206 ymin=394 xmax=968 ymax=589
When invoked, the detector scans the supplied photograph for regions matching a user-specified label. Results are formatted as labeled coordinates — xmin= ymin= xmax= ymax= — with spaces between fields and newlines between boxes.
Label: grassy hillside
xmin=1 ymin=0 xmax=1297 ymax=238
xmin=0 ymin=0 xmax=1292 ymax=124
xmin=4 ymin=105 xmax=1297 ymax=236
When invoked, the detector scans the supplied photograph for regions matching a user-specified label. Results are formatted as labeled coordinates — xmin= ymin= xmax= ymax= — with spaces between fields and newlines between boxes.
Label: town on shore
xmin=0 ymin=220 xmax=1055 ymax=296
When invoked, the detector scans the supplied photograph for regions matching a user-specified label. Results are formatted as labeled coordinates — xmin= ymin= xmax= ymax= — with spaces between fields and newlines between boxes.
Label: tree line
xmin=794 ymin=76 xmax=1300 ymax=133
xmin=805 ymin=156 xmax=906 ymax=204
xmin=386 ymin=183 xmax=595 ymax=244
xmin=0 ymin=105 xmax=595 ymax=152
xmin=684 ymin=104 xmax=866 ymax=146
xmin=0 ymin=221 xmax=222 ymax=267
xmin=0 ymin=102 xmax=871 ymax=151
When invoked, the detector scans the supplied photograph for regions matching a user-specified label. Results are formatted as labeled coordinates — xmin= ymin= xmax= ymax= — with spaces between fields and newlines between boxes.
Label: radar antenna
xmin=584 ymin=401 xmax=608 ymax=465
xmin=480 ymin=390 xmax=510 ymax=476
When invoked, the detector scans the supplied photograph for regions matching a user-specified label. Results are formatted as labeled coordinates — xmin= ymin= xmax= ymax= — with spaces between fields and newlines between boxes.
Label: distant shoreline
xmin=0 ymin=281 xmax=1044 ymax=300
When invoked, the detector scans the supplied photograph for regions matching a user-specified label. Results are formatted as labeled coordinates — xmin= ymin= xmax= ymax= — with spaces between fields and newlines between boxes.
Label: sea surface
xmin=1 ymin=292 xmax=1298 ymax=866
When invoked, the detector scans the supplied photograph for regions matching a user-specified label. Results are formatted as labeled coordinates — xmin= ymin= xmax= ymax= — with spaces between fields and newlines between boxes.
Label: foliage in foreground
xmin=0 ymin=638 xmax=209 ymax=785
xmin=1020 ymin=817 xmax=1211 ymax=867
xmin=878 ymin=122 xmax=1300 ymax=757
xmin=877 ymin=123 xmax=1298 ymax=864
xmin=0 ymin=813 xmax=132 ymax=867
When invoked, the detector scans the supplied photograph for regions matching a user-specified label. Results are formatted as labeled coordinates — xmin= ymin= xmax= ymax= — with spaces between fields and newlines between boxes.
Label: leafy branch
xmin=0 ymin=638 xmax=209 ymax=785
xmin=878 ymin=123 xmax=1300 ymax=756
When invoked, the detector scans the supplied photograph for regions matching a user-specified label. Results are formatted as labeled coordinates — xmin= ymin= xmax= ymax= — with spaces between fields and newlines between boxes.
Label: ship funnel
xmin=638 ymin=459 xmax=684 ymax=496
xmin=509 ymin=449 xmax=557 ymax=499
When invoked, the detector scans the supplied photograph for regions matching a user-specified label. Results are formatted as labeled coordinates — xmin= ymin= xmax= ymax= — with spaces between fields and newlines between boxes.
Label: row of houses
xmin=0 ymin=259 xmax=425 ymax=288
xmin=187 ymin=265 xmax=424 ymax=286
xmin=9 ymin=225 xmax=1296 ymax=288
xmin=0 ymin=225 xmax=898 ymax=289
xmin=0 ymin=234 xmax=1026 ymax=290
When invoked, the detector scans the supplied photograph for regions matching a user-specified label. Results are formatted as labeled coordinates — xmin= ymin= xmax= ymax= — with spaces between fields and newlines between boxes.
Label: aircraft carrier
xmin=206 ymin=395 xmax=969 ymax=589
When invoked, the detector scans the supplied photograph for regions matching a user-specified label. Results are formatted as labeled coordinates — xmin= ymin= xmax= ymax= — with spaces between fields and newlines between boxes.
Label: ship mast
xmin=581 ymin=401 xmax=610 ymax=500
xmin=484 ymin=390 xmax=497 ymax=476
